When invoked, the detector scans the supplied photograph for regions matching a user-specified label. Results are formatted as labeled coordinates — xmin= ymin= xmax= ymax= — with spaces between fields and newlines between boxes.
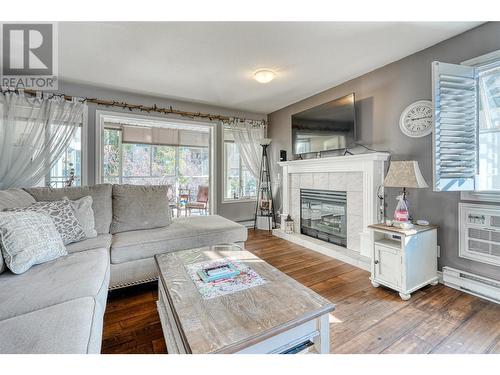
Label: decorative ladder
xmin=254 ymin=142 xmax=276 ymax=231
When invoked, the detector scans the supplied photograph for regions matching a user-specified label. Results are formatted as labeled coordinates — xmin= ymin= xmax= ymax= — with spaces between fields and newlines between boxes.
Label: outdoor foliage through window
xmin=102 ymin=127 xmax=209 ymax=203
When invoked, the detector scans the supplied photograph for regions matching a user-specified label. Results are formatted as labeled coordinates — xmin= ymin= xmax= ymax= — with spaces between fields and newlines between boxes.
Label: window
xmin=223 ymin=129 xmax=257 ymax=201
xmin=48 ymin=126 xmax=83 ymax=187
xmin=102 ymin=124 xmax=210 ymax=205
xmin=477 ymin=62 xmax=500 ymax=191
xmin=103 ymin=127 xmax=121 ymax=184
xmin=432 ymin=52 xmax=500 ymax=193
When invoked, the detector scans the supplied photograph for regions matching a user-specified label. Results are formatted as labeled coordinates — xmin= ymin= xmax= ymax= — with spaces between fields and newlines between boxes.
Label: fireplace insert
xmin=300 ymin=189 xmax=347 ymax=247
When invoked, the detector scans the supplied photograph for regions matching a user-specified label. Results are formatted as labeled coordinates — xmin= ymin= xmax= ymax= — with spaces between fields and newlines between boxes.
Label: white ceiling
xmin=59 ymin=22 xmax=481 ymax=114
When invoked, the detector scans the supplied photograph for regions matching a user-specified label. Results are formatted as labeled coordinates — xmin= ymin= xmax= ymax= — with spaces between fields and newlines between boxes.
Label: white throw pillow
xmin=5 ymin=200 xmax=86 ymax=245
xmin=65 ymin=196 xmax=97 ymax=239
xmin=0 ymin=245 xmax=4 ymax=274
xmin=0 ymin=211 xmax=67 ymax=274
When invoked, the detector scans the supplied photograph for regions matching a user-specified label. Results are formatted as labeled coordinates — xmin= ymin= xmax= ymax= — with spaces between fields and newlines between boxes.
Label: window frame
xmin=222 ymin=130 xmax=257 ymax=204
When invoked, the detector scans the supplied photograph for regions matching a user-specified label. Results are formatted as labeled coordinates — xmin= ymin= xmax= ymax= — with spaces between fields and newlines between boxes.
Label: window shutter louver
xmin=432 ymin=61 xmax=479 ymax=192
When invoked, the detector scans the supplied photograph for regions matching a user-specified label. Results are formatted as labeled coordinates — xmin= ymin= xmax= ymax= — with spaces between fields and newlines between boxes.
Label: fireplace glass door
xmin=300 ymin=189 xmax=347 ymax=247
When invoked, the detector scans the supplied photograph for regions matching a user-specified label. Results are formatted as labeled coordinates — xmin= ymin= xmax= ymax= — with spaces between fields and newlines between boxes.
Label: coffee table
xmin=155 ymin=244 xmax=335 ymax=354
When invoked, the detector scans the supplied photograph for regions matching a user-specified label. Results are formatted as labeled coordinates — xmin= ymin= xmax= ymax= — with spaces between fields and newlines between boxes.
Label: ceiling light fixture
xmin=253 ymin=69 xmax=276 ymax=84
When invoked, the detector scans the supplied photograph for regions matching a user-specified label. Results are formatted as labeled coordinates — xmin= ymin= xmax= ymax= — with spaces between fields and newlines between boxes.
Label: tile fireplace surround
xmin=274 ymin=152 xmax=390 ymax=270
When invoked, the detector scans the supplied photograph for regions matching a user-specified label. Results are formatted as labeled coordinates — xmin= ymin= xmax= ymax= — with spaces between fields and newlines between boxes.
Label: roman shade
xmin=432 ymin=61 xmax=478 ymax=192
xmin=121 ymin=125 xmax=209 ymax=147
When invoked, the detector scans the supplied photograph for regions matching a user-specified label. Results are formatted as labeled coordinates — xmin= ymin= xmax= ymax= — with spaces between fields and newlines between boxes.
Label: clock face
xmin=399 ymin=100 xmax=433 ymax=137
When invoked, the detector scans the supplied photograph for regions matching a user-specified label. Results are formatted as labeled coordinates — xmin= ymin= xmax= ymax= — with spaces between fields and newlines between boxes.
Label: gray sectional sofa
xmin=0 ymin=184 xmax=247 ymax=354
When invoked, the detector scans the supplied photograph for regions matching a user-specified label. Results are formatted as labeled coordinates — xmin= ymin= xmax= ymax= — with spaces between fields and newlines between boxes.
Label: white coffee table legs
xmin=313 ymin=313 xmax=330 ymax=354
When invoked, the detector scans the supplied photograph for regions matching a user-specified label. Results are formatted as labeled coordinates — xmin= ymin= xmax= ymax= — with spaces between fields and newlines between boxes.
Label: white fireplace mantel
xmin=276 ymin=152 xmax=390 ymax=265
xmin=278 ymin=152 xmax=390 ymax=171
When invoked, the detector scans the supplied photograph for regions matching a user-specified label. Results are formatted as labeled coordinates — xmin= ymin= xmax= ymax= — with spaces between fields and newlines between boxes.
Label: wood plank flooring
xmin=101 ymin=229 xmax=500 ymax=354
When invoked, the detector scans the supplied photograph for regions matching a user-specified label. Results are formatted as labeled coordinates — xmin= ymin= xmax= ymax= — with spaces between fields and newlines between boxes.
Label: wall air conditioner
xmin=442 ymin=266 xmax=500 ymax=304
xmin=459 ymin=203 xmax=500 ymax=267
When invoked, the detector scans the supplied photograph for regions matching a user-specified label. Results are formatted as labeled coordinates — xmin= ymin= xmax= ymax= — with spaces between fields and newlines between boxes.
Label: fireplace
xmin=300 ymin=189 xmax=347 ymax=247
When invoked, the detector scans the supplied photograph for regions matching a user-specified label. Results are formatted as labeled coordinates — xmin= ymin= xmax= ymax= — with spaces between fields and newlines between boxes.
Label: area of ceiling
xmin=59 ymin=22 xmax=482 ymax=114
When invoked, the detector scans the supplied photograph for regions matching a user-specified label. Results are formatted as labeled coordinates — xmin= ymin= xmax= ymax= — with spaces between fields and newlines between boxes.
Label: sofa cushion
xmin=0 ymin=247 xmax=109 ymax=321
xmin=111 ymin=184 xmax=171 ymax=234
xmin=6 ymin=200 xmax=87 ymax=245
xmin=0 ymin=211 xmax=67 ymax=274
xmin=110 ymin=215 xmax=247 ymax=264
xmin=24 ymin=184 xmax=112 ymax=235
xmin=0 ymin=188 xmax=36 ymax=210
xmin=66 ymin=233 xmax=112 ymax=254
xmin=0 ymin=297 xmax=103 ymax=354
xmin=67 ymin=196 xmax=97 ymax=239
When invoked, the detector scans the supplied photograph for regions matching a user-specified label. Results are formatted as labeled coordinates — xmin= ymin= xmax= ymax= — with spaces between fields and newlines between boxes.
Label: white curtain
xmin=226 ymin=119 xmax=265 ymax=179
xmin=0 ymin=92 xmax=86 ymax=189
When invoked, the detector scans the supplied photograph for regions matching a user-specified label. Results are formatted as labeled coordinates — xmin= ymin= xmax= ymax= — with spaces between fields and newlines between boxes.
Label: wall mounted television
xmin=292 ymin=93 xmax=356 ymax=155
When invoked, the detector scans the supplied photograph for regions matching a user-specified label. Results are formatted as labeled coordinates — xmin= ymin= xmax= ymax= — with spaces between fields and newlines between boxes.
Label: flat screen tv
xmin=292 ymin=93 xmax=356 ymax=155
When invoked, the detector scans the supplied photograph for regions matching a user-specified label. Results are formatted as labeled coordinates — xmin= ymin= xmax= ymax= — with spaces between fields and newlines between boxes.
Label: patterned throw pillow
xmin=6 ymin=200 xmax=87 ymax=245
xmin=0 ymin=211 xmax=67 ymax=274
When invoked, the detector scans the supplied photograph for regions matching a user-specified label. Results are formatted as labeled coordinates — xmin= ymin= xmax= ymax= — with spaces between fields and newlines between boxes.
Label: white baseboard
xmin=437 ymin=270 xmax=443 ymax=283
xmin=442 ymin=266 xmax=500 ymax=304
xmin=238 ymin=220 xmax=255 ymax=228
xmin=272 ymin=229 xmax=370 ymax=271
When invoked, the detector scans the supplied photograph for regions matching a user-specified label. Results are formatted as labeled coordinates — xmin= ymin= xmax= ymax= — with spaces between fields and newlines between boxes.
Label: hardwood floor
xmin=101 ymin=229 xmax=500 ymax=354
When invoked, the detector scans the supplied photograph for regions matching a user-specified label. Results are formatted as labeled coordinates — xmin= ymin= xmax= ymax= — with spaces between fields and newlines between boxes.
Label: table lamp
xmin=383 ymin=161 xmax=428 ymax=224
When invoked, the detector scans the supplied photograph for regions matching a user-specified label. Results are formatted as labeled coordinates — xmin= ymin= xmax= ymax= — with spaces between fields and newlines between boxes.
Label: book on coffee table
xmin=197 ymin=261 xmax=240 ymax=283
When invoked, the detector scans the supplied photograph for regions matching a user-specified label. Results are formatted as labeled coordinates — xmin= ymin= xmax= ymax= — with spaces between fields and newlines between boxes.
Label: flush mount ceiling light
xmin=253 ymin=69 xmax=276 ymax=84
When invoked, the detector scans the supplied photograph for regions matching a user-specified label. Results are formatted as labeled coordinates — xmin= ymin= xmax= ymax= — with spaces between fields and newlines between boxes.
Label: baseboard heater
xmin=442 ymin=266 xmax=500 ymax=304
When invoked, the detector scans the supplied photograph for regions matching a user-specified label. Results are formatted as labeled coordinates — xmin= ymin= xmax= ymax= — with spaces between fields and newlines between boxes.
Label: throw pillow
xmin=0 ymin=211 xmax=67 ymax=274
xmin=0 ymin=244 xmax=4 ymax=274
xmin=6 ymin=200 xmax=87 ymax=245
xmin=65 ymin=196 xmax=97 ymax=239
xmin=111 ymin=184 xmax=171 ymax=234
xmin=0 ymin=189 xmax=37 ymax=275
xmin=23 ymin=184 xmax=112 ymax=235
xmin=0 ymin=188 xmax=36 ymax=211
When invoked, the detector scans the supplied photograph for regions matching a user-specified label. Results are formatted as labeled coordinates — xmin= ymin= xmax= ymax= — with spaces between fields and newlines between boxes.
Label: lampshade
xmin=260 ymin=138 xmax=272 ymax=146
xmin=384 ymin=161 xmax=428 ymax=189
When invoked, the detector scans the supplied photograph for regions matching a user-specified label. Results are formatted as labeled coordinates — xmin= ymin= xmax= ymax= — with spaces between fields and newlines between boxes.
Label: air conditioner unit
xmin=442 ymin=266 xmax=500 ymax=304
xmin=459 ymin=203 xmax=500 ymax=267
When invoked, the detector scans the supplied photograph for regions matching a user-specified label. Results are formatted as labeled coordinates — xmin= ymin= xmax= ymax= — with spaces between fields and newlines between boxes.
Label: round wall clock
xmin=399 ymin=100 xmax=433 ymax=137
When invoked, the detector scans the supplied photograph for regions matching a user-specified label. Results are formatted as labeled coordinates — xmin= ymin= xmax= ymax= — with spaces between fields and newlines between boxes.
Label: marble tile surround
xmin=289 ymin=172 xmax=364 ymax=252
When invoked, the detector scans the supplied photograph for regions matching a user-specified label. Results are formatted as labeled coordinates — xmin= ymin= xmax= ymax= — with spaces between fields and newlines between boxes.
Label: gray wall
xmin=57 ymin=81 xmax=264 ymax=222
xmin=268 ymin=22 xmax=500 ymax=280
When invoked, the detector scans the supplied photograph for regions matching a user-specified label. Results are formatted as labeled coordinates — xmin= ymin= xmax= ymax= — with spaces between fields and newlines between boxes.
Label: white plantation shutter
xmin=432 ymin=61 xmax=479 ymax=191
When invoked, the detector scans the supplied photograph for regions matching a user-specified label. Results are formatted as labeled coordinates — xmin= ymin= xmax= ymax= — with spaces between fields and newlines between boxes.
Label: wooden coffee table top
xmin=155 ymin=245 xmax=335 ymax=354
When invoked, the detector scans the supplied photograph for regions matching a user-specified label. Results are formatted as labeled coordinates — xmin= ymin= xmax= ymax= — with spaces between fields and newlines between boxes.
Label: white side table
xmin=368 ymin=224 xmax=439 ymax=300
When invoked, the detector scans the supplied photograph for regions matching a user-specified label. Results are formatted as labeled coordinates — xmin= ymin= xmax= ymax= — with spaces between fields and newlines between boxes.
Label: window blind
xmin=121 ymin=125 xmax=209 ymax=147
xmin=432 ymin=61 xmax=478 ymax=191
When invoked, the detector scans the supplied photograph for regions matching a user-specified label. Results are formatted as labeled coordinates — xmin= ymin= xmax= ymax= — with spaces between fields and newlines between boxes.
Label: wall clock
xmin=399 ymin=100 xmax=433 ymax=137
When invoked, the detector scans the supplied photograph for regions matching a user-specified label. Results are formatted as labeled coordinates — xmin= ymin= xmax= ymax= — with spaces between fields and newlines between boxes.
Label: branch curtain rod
xmin=0 ymin=88 xmax=267 ymax=125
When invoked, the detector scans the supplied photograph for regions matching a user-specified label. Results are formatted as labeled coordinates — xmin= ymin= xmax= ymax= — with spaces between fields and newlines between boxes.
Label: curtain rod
xmin=0 ymin=88 xmax=267 ymax=125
